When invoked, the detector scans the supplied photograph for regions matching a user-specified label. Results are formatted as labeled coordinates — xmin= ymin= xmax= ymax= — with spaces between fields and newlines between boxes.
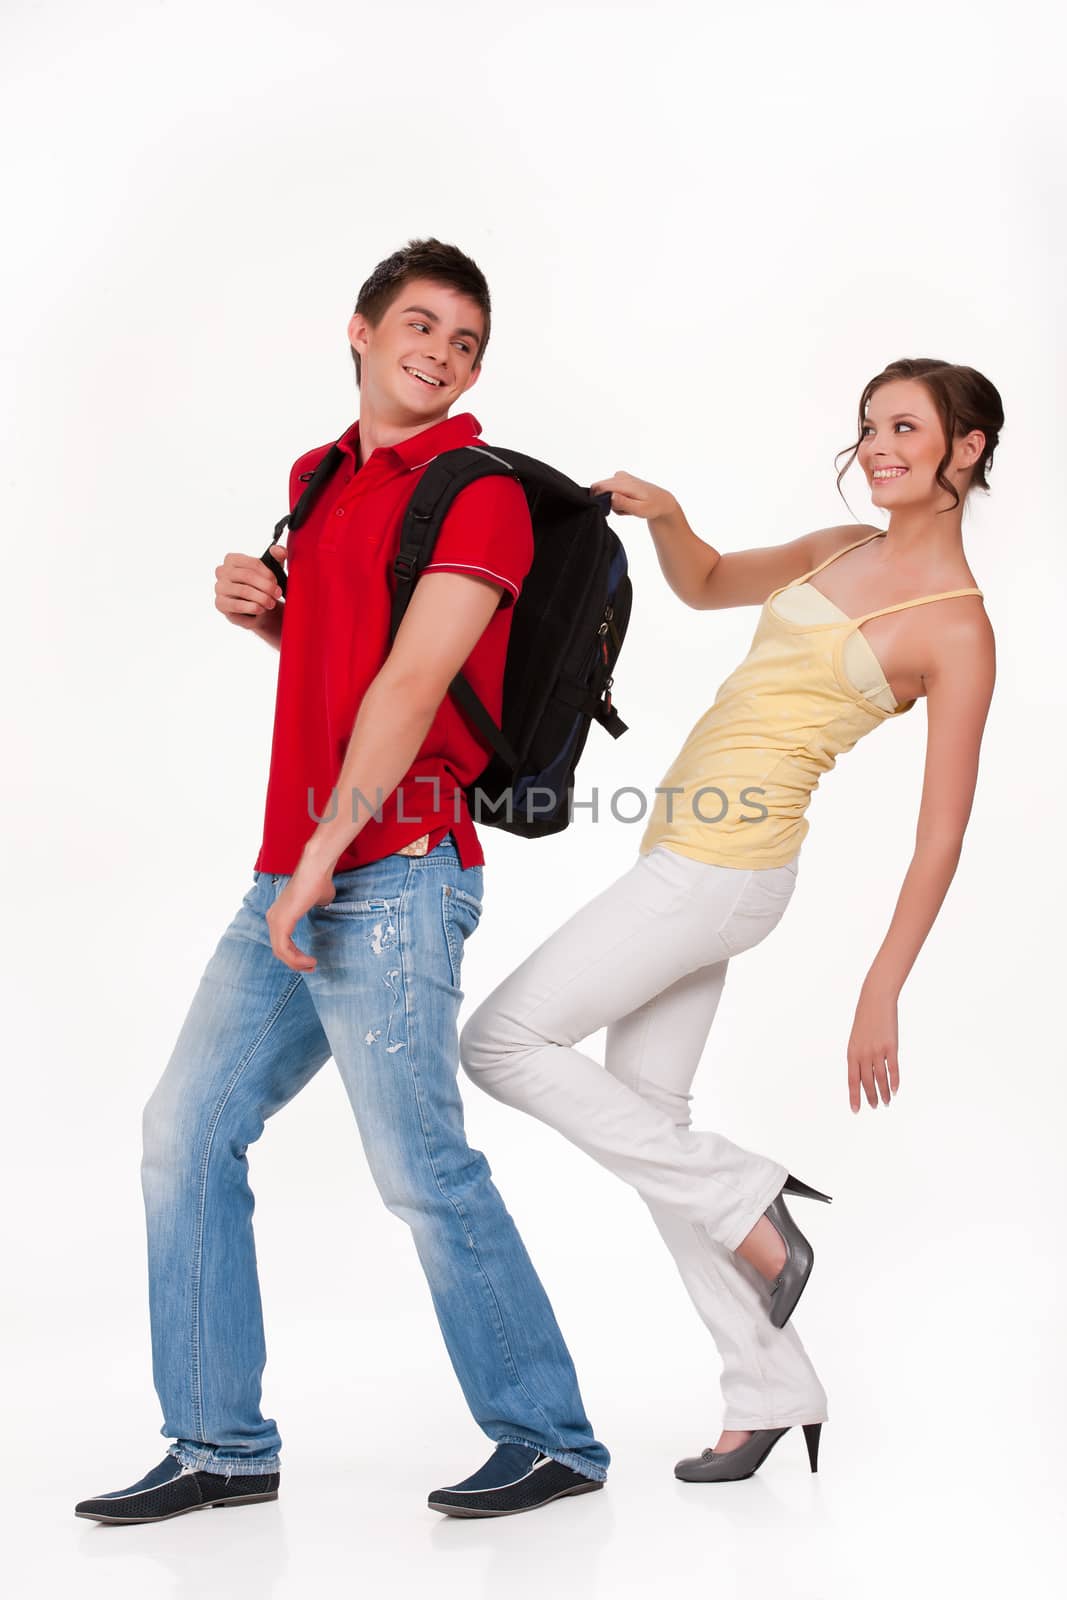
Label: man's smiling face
xmin=348 ymin=278 xmax=485 ymax=424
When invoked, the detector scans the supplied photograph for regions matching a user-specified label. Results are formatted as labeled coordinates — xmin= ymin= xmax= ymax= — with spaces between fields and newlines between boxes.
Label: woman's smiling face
xmin=857 ymin=377 xmax=986 ymax=513
xmin=858 ymin=378 xmax=947 ymax=509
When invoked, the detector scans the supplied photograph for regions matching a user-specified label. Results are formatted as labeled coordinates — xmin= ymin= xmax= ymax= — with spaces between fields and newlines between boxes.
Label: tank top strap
xmin=845 ymin=588 xmax=985 ymax=629
xmin=769 ymin=529 xmax=884 ymax=600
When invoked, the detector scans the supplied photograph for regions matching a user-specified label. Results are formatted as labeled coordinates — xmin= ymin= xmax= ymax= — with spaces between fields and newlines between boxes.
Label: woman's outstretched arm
xmin=847 ymin=604 xmax=996 ymax=1113
xmin=591 ymin=471 xmax=721 ymax=603
xmin=590 ymin=469 xmax=871 ymax=609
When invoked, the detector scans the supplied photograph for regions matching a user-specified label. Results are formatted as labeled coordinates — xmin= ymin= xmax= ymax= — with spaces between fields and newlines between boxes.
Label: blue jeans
xmin=140 ymin=834 xmax=609 ymax=1480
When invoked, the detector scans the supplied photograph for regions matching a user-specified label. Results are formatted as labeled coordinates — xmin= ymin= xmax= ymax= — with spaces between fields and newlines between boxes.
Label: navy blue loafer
xmin=75 ymin=1455 xmax=279 ymax=1524
xmin=428 ymin=1442 xmax=604 ymax=1519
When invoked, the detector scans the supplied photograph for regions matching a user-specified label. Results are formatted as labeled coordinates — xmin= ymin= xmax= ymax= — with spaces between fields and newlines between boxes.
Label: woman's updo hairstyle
xmin=835 ymin=358 xmax=1005 ymax=514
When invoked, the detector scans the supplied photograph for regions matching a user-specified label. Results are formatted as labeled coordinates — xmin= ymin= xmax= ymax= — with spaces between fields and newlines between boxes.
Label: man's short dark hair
xmin=350 ymin=238 xmax=491 ymax=385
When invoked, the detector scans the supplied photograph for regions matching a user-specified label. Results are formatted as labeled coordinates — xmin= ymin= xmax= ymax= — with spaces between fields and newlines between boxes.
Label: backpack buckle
xmin=394 ymin=553 xmax=417 ymax=581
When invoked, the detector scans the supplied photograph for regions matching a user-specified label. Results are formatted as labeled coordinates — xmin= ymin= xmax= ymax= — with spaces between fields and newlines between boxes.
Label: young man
xmin=75 ymin=239 xmax=609 ymax=1524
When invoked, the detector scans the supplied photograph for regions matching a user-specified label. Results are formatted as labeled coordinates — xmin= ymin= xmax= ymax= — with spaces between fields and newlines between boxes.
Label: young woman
xmin=459 ymin=358 xmax=1001 ymax=1483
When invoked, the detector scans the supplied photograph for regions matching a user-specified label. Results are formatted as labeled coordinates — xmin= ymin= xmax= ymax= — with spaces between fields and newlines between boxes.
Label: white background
xmin=4 ymin=1 xmax=1065 ymax=1595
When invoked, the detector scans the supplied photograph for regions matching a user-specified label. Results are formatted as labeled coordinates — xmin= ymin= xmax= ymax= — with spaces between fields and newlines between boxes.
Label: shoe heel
xmin=783 ymin=1173 xmax=832 ymax=1204
xmin=802 ymin=1423 xmax=822 ymax=1473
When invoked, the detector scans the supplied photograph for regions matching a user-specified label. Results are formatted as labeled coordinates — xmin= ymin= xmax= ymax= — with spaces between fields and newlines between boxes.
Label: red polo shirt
xmin=252 ymin=411 xmax=533 ymax=875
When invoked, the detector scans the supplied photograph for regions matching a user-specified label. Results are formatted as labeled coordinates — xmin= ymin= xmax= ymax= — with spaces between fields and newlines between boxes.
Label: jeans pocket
xmin=719 ymin=864 xmax=797 ymax=958
xmin=441 ymin=884 xmax=483 ymax=989
xmin=312 ymin=891 xmax=403 ymax=935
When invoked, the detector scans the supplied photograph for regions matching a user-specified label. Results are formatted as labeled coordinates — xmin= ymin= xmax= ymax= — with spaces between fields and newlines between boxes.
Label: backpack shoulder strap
xmin=261 ymin=442 xmax=346 ymax=594
xmin=390 ymin=446 xmax=517 ymax=631
xmin=392 ymin=446 xmax=521 ymax=772
xmin=287 ymin=443 xmax=347 ymax=530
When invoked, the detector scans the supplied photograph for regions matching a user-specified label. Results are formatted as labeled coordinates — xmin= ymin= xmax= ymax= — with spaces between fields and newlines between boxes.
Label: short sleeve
xmin=422 ymin=474 xmax=534 ymax=609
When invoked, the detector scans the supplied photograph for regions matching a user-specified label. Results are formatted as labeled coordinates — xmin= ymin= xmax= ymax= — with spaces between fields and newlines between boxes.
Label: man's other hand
xmin=215 ymin=546 xmax=287 ymax=629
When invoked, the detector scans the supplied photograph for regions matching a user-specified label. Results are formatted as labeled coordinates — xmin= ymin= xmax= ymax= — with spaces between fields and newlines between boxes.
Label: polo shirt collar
xmin=339 ymin=411 xmax=482 ymax=473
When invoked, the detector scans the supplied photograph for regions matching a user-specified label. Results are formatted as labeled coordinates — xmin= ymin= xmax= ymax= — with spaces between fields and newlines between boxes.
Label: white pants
xmin=460 ymin=844 xmax=828 ymax=1431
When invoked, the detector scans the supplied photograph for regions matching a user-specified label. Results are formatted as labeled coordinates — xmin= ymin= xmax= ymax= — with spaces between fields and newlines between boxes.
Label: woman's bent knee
xmin=459 ymin=1006 xmax=538 ymax=1112
xmin=459 ymin=1003 xmax=505 ymax=1078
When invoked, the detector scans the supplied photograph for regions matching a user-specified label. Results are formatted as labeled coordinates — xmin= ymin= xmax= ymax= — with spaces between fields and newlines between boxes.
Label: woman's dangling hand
xmin=847 ymin=980 xmax=900 ymax=1112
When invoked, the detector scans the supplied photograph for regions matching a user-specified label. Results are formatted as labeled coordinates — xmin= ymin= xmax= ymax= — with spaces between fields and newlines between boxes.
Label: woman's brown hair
xmin=835 ymin=358 xmax=1005 ymax=514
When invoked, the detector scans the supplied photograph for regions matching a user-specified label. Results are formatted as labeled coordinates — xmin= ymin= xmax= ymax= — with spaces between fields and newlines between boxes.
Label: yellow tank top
xmin=639 ymin=530 xmax=984 ymax=869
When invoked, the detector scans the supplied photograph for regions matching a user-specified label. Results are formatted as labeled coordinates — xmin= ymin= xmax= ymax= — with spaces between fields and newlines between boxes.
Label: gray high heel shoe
xmin=674 ymin=1422 xmax=822 ymax=1483
xmin=764 ymin=1174 xmax=832 ymax=1329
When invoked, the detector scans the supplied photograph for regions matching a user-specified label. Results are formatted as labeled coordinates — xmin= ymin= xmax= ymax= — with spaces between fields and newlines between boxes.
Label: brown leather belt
xmin=395 ymin=833 xmax=431 ymax=857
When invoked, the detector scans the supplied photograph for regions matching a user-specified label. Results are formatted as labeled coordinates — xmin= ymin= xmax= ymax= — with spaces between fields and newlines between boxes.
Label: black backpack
xmin=261 ymin=440 xmax=632 ymax=838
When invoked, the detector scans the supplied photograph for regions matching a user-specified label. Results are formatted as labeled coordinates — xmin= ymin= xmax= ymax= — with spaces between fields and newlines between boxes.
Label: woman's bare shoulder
xmin=920 ymin=593 xmax=995 ymax=695
xmin=697 ymin=523 xmax=883 ymax=610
